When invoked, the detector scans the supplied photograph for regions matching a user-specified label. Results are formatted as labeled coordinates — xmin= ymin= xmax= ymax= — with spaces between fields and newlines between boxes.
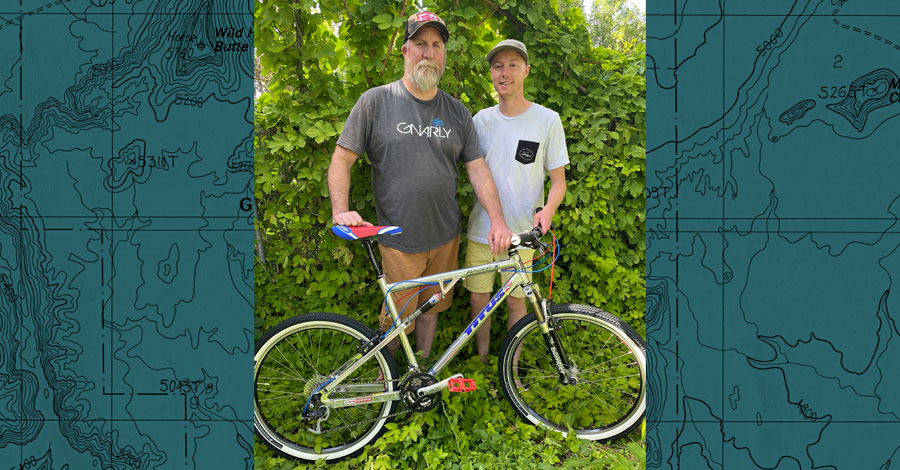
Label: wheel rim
xmin=254 ymin=321 xmax=394 ymax=460
xmin=502 ymin=313 xmax=646 ymax=439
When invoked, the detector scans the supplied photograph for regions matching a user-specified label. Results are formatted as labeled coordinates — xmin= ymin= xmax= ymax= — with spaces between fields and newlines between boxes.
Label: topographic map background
xmin=646 ymin=0 xmax=900 ymax=468
xmin=1 ymin=0 xmax=254 ymax=468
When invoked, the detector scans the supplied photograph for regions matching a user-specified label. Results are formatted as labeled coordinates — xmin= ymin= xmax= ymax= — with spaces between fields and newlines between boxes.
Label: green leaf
xmin=372 ymin=13 xmax=392 ymax=24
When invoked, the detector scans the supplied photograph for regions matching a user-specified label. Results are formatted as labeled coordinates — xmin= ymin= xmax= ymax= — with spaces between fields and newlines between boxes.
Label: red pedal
xmin=447 ymin=377 xmax=476 ymax=393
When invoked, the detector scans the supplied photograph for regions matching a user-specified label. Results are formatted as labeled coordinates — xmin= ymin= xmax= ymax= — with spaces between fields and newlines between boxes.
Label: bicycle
xmin=253 ymin=223 xmax=646 ymax=462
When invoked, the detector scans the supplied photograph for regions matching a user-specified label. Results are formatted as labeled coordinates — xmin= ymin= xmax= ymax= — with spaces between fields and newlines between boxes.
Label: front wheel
xmin=254 ymin=313 xmax=399 ymax=462
xmin=498 ymin=304 xmax=646 ymax=441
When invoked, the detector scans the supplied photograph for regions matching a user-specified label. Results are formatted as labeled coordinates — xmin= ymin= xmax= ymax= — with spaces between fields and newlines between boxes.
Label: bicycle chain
xmin=309 ymin=377 xmax=413 ymax=435
xmin=314 ymin=407 xmax=413 ymax=434
xmin=308 ymin=372 xmax=444 ymax=434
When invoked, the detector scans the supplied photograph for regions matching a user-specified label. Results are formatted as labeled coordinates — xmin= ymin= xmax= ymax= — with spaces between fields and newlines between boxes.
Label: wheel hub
xmin=567 ymin=365 xmax=580 ymax=385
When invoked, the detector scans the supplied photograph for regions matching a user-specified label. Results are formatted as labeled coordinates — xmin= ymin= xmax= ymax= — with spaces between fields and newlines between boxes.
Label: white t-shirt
xmin=467 ymin=103 xmax=569 ymax=243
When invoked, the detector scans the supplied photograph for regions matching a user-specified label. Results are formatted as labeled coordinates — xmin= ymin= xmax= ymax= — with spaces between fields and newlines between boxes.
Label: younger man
xmin=464 ymin=39 xmax=569 ymax=362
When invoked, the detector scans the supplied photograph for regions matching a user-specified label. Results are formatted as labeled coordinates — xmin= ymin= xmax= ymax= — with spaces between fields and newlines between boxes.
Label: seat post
xmin=361 ymin=239 xmax=384 ymax=278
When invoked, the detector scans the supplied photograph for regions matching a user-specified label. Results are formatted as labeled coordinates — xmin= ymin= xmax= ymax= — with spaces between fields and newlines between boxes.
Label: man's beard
xmin=408 ymin=59 xmax=443 ymax=91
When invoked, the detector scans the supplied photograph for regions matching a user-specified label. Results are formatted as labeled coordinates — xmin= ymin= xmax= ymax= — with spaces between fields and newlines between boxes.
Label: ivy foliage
xmin=254 ymin=0 xmax=645 ymax=467
xmin=587 ymin=0 xmax=646 ymax=52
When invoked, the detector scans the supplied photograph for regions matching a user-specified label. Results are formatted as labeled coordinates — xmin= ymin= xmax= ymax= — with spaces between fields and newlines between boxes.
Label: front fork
xmin=523 ymin=286 xmax=574 ymax=385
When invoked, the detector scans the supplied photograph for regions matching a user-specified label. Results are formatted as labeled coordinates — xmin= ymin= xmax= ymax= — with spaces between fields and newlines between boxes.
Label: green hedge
xmin=254 ymin=0 xmax=645 ymax=467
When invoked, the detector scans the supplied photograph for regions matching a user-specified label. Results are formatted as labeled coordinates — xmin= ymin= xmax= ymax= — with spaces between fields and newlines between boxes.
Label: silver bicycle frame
xmin=319 ymin=249 xmax=549 ymax=405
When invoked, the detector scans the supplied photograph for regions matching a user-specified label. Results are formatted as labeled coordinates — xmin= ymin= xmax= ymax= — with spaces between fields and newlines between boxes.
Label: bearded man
xmin=328 ymin=11 xmax=511 ymax=357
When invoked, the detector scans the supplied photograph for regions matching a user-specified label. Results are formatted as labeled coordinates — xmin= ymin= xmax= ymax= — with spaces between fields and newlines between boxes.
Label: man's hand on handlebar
xmin=533 ymin=208 xmax=555 ymax=235
xmin=333 ymin=211 xmax=372 ymax=227
xmin=487 ymin=221 xmax=513 ymax=256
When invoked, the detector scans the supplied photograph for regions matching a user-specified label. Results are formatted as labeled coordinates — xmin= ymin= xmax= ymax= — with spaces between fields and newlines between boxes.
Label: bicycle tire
xmin=254 ymin=313 xmax=399 ymax=462
xmin=497 ymin=303 xmax=646 ymax=441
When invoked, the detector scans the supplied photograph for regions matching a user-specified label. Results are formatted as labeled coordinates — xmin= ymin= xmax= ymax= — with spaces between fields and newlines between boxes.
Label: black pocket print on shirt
xmin=515 ymin=140 xmax=540 ymax=165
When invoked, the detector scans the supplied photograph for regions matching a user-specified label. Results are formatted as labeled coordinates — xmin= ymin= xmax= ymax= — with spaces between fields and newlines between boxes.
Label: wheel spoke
xmin=578 ymin=352 xmax=637 ymax=373
xmin=273 ymin=343 xmax=309 ymax=379
xmin=256 ymin=374 xmax=309 ymax=382
xmin=256 ymin=389 xmax=309 ymax=399
xmin=289 ymin=333 xmax=318 ymax=373
xmin=259 ymin=395 xmax=301 ymax=415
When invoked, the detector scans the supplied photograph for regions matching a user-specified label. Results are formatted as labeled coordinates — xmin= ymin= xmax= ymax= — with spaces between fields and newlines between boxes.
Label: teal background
xmin=647 ymin=0 xmax=900 ymax=468
xmin=0 ymin=1 xmax=253 ymax=468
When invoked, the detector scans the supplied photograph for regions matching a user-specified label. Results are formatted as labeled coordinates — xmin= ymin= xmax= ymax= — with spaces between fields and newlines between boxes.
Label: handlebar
xmin=509 ymin=207 xmax=555 ymax=252
xmin=510 ymin=227 xmax=549 ymax=252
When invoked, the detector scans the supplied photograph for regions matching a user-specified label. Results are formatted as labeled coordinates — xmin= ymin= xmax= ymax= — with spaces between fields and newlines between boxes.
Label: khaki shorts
xmin=378 ymin=234 xmax=460 ymax=333
xmin=463 ymin=241 xmax=534 ymax=299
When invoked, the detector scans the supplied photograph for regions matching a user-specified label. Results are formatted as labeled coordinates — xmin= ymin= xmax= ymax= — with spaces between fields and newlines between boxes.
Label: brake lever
xmin=526 ymin=227 xmax=550 ymax=253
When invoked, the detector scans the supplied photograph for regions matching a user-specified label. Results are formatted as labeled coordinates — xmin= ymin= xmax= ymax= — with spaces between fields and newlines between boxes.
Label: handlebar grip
xmin=510 ymin=227 xmax=545 ymax=249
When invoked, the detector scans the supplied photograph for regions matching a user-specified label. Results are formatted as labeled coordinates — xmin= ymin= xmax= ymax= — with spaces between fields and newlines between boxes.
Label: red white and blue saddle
xmin=331 ymin=225 xmax=403 ymax=241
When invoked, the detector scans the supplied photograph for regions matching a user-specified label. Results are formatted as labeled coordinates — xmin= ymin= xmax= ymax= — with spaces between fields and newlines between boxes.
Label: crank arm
xmin=416 ymin=373 xmax=463 ymax=397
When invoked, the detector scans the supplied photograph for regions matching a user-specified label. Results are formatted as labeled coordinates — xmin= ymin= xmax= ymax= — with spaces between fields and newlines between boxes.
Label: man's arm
xmin=327 ymin=145 xmax=372 ymax=226
xmin=464 ymin=158 xmax=512 ymax=255
xmin=533 ymin=166 xmax=566 ymax=234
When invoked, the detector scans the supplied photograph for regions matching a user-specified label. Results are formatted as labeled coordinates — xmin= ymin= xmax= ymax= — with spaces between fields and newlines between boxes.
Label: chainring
xmin=399 ymin=372 xmax=440 ymax=412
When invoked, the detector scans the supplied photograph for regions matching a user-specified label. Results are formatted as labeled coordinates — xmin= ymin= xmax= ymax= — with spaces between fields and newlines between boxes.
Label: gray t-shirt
xmin=337 ymin=80 xmax=483 ymax=253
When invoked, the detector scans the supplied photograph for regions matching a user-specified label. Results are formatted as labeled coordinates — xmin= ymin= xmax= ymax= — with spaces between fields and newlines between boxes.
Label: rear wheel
xmin=254 ymin=313 xmax=398 ymax=462
xmin=497 ymin=304 xmax=646 ymax=441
